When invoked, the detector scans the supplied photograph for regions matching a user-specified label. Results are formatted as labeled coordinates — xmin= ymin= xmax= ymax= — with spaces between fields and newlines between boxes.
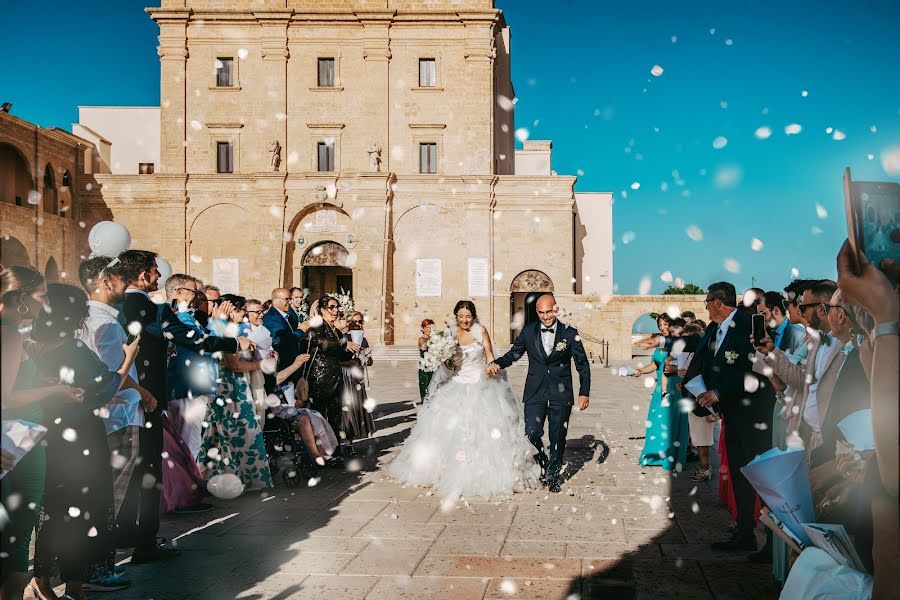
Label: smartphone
xmin=845 ymin=167 xmax=900 ymax=271
xmin=752 ymin=313 xmax=766 ymax=345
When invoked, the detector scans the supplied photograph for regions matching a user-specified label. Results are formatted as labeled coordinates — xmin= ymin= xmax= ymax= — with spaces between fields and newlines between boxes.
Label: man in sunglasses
xmin=754 ymin=280 xmax=845 ymax=451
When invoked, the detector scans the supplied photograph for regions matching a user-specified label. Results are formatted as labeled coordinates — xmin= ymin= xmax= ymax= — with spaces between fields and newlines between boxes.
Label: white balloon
xmin=88 ymin=221 xmax=131 ymax=258
xmin=155 ymin=257 xmax=173 ymax=288
xmin=207 ymin=473 xmax=244 ymax=500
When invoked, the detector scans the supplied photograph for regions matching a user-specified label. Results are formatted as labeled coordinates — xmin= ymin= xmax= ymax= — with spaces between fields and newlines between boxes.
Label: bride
xmin=388 ymin=300 xmax=540 ymax=500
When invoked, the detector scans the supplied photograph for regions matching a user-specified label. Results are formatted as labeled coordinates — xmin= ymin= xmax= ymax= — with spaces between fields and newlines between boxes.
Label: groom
xmin=487 ymin=294 xmax=591 ymax=492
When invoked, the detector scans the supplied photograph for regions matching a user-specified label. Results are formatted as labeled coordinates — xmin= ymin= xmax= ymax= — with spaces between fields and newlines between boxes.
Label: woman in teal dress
xmin=197 ymin=298 xmax=272 ymax=491
xmin=634 ymin=314 xmax=687 ymax=470
xmin=664 ymin=348 xmax=690 ymax=472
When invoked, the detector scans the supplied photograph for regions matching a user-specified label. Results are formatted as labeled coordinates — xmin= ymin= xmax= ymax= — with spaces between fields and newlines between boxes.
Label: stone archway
xmin=509 ymin=269 xmax=554 ymax=343
xmin=301 ymin=241 xmax=352 ymax=304
xmin=0 ymin=235 xmax=31 ymax=268
xmin=44 ymin=257 xmax=60 ymax=282
xmin=0 ymin=143 xmax=32 ymax=206
xmin=42 ymin=164 xmax=58 ymax=215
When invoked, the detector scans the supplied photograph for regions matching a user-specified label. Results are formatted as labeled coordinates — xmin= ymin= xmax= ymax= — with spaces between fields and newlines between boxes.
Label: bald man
xmin=263 ymin=287 xmax=308 ymax=388
xmin=489 ymin=294 xmax=591 ymax=492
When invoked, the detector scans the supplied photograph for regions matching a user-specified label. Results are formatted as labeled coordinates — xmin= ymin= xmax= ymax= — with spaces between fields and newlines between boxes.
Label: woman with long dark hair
xmin=27 ymin=284 xmax=139 ymax=600
xmin=388 ymin=300 xmax=539 ymax=500
xmin=306 ymin=295 xmax=361 ymax=454
xmin=1 ymin=267 xmax=83 ymax=600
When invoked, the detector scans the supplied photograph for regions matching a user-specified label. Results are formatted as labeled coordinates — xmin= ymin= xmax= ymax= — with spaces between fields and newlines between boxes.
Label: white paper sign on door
xmin=467 ymin=257 xmax=489 ymax=297
xmin=212 ymin=258 xmax=239 ymax=293
xmin=415 ymin=258 xmax=442 ymax=297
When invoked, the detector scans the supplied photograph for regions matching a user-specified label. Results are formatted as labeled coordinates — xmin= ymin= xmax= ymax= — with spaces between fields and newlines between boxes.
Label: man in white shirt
xmin=77 ymin=257 xmax=159 ymax=589
xmin=244 ymin=298 xmax=273 ymax=357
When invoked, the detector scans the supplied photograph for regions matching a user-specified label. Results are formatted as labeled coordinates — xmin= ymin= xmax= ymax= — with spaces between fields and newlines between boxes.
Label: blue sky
xmin=4 ymin=0 xmax=898 ymax=295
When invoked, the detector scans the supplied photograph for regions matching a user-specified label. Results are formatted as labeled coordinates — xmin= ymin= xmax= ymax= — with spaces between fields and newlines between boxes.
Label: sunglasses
xmin=798 ymin=302 xmax=824 ymax=312
xmin=176 ymin=287 xmax=203 ymax=296
xmin=246 ymin=309 xmax=263 ymax=314
xmin=349 ymin=319 xmax=363 ymax=324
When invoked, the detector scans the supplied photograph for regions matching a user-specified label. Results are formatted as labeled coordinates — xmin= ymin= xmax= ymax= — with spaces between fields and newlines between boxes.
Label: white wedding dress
xmin=388 ymin=323 xmax=540 ymax=500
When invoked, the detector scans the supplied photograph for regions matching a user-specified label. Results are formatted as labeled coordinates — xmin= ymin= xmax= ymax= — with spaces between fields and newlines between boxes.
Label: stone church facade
xmin=68 ymin=0 xmax=615 ymax=346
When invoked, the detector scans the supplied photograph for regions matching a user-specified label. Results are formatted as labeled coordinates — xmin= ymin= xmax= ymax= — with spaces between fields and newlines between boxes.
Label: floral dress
xmin=198 ymin=365 xmax=273 ymax=491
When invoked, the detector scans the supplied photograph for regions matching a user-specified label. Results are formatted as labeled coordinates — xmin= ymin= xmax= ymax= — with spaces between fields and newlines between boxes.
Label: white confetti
xmin=801 ymin=90 xmax=808 ymax=97
xmin=500 ymin=580 xmax=517 ymax=594
xmin=784 ymin=123 xmax=802 ymax=135
xmin=237 ymin=48 xmax=249 ymax=60
xmin=127 ymin=321 xmax=142 ymax=336
xmin=630 ymin=181 xmax=641 ymax=190
xmin=832 ymin=129 xmax=846 ymax=141
xmin=815 ymin=203 xmax=828 ymax=219
xmin=791 ymin=267 xmax=800 ymax=278
xmin=685 ymin=225 xmax=703 ymax=241
xmin=496 ymin=94 xmax=514 ymax=112
xmin=638 ymin=275 xmax=652 ymax=295
xmin=650 ymin=64 xmax=664 ymax=77
xmin=751 ymin=238 xmax=764 ymax=251
xmin=68 ymin=506 xmax=81 ymax=517
xmin=515 ymin=128 xmax=529 ymax=143
xmin=27 ymin=190 xmax=41 ymax=205
xmin=712 ymin=136 xmax=728 ymax=150
xmin=62 ymin=428 xmax=77 ymax=443
xmin=622 ymin=231 xmax=636 ymax=244
xmin=880 ymin=146 xmax=900 ymax=176
xmin=363 ymin=398 xmax=376 ymax=412
xmin=754 ymin=126 xmax=772 ymax=140
xmin=724 ymin=258 xmax=741 ymax=274
xmin=660 ymin=271 xmax=673 ymax=283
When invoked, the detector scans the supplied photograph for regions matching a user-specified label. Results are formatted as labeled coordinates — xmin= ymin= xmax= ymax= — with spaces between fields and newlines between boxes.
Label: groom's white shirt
xmin=540 ymin=319 xmax=558 ymax=356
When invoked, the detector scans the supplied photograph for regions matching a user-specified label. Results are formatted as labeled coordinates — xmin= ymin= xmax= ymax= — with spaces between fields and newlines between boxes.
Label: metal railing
xmin=579 ymin=331 xmax=610 ymax=367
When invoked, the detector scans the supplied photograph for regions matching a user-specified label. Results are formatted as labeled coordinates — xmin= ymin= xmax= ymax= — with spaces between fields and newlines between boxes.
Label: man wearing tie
xmin=488 ymin=294 xmax=591 ymax=493
xmin=677 ymin=282 xmax=776 ymax=551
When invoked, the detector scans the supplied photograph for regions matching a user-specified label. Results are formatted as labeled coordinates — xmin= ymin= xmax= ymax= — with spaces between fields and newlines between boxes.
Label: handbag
xmin=294 ymin=337 xmax=318 ymax=408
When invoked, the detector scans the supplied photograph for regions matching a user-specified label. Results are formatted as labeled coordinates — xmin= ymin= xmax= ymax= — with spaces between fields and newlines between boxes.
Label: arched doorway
xmin=302 ymin=241 xmax=352 ymax=304
xmin=45 ymin=257 xmax=60 ymax=282
xmin=0 ymin=236 xmax=31 ymax=268
xmin=509 ymin=269 xmax=554 ymax=342
xmin=60 ymin=170 xmax=73 ymax=218
xmin=0 ymin=143 xmax=32 ymax=206
xmin=43 ymin=164 xmax=58 ymax=215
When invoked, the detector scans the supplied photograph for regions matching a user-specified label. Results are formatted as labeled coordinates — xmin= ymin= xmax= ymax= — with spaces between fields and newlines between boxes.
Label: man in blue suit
xmin=263 ymin=287 xmax=308 ymax=389
xmin=488 ymin=294 xmax=591 ymax=492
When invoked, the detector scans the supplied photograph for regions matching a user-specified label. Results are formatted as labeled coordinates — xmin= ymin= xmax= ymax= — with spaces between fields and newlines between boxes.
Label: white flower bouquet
xmin=419 ymin=328 xmax=458 ymax=373
xmin=330 ymin=288 xmax=355 ymax=315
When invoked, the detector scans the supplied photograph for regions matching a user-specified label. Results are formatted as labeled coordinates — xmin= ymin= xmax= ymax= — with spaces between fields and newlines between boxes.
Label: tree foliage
xmin=662 ymin=283 xmax=705 ymax=295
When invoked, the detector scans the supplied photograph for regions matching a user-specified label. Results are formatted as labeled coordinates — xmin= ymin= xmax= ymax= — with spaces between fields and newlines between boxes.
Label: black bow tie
xmin=541 ymin=328 xmax=555 ymax=334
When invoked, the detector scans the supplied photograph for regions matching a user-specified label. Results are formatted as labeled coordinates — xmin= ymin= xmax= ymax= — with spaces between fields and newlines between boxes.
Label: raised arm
xmin=158 ymin=304 xmax=240 ymax=354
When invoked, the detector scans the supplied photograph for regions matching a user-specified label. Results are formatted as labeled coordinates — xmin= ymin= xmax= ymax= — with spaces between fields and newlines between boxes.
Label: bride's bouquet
xmin=419 ymin=328 xmax=457 ymax=373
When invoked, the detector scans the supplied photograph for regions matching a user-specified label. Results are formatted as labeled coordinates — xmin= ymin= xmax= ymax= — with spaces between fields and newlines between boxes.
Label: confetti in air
xmin=754 ymin=126 xmax=772 ymax=140
xmin=815 ymin=203 xmax=828 ymax=219
xmin=650 ymin=64 xmax=664 ymax=77
xmin=751 ymin=238 xmax=764 ymax=251
xmin=882 ymin=146 xmax=900 ymax=176
xmin=784 ymin=123 xmax=802 ymax=135
xmin=515 ymin=128 xmax=529 ymax=143
xmin=630 ymin=181 xmax=640 ymax=190
xmin=832 ymin=129 xmax=846 ymax=141
xmin=638 ymin=275 xmax=652 ymax=295
xmin=621 ymin=231 xmax=636 ymax=244
xmin=712 ymin=136 xmax=728 ymax=150
xmin=685 ymin=225 xmax=703 ymax=242
xmin=724 ymin=258 xmax=741 ymax=273
xmin=660 ymin=271 xmax=673 ymax=283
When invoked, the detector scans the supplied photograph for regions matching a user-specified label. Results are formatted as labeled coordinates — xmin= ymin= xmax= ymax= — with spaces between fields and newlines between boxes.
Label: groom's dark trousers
xmin=525 ymin=385 xmax=572 ymax=477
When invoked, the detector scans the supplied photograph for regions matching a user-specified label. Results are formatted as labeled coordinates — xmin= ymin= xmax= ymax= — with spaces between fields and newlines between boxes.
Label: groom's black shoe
xmin=539 ymin=470 xmax=549 ymax=488
xmin=547 ymin=473 xmax=562 ymax=493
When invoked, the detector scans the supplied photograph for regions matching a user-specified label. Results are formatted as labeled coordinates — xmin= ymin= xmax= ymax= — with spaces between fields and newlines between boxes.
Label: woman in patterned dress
xmin=197 ymin=296 xmax=273 ymax=491
xmin=417 ymin=319 xmax=435 ymax=403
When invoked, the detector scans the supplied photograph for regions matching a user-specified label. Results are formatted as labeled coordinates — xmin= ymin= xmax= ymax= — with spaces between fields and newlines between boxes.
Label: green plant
xmin=662 ymin=283 xmax=705 ymax=295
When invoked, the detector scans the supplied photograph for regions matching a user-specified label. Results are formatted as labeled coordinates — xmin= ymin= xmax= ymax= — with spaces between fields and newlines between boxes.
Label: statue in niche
xmin=367 ymin=142 xmax=382 ymax=172
xmin=268 ymin=140 xmax=281 ymax=171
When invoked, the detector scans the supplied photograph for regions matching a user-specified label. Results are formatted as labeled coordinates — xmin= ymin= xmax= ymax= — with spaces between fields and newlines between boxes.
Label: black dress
xmin=31 ymin=339 xmax=120 ymax=582
xmin=307 ymin=322 xmax=353 ymax=439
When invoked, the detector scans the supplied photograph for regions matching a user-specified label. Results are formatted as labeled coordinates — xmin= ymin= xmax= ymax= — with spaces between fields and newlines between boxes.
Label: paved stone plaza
xmin=74 ymin=361 xmax=776 ymax=600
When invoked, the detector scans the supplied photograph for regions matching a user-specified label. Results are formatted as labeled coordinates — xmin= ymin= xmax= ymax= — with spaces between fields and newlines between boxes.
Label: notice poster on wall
xmin=212 ymin=258 xmax=240 ymax=293
xmin=415 ymin=258 xmax=442 ymax=297
xmin=467 ymin=257 xmax=489 ymax=297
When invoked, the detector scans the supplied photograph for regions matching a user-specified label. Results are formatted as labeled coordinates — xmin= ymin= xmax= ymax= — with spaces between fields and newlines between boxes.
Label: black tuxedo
xmin=115 ymin=290 xmax=238 ymax=550
xmin=676 ymin=310 xmax=775 ymax=536
xmin=494 ymin=320 xmax=591 ymax=479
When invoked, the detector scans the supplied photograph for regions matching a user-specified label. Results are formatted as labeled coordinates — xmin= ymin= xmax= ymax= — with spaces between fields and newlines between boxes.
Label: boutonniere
xmin=555 ymin=340 xmax=568 ymax=353
xmin=724 ymin=350 xmax=739 ymax=365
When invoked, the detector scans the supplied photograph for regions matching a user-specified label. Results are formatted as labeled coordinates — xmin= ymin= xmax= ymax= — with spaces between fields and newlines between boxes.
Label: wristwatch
xmin=873 ymin=321 xmax=899 ymax=341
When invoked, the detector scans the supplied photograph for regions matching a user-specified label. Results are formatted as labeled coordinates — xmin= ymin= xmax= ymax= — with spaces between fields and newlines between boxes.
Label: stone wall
xmin=0 ymin=111 xmax=95 ymax=278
